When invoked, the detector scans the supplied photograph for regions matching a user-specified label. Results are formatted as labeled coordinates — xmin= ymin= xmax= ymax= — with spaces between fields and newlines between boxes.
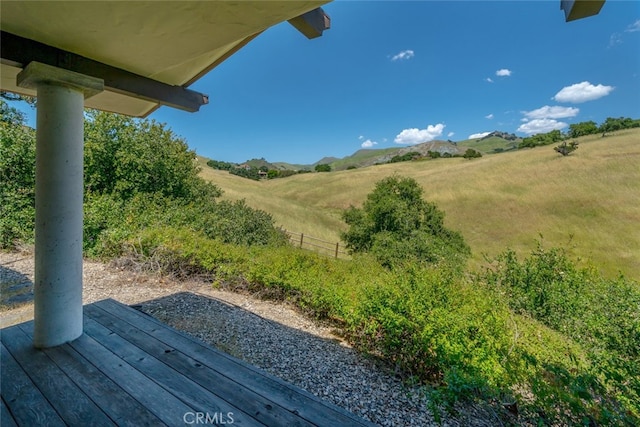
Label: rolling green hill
xmin=457 ymin=133 xmax=521 ymax=153
xmin=199 ymin=128 xmax=640 ymax=279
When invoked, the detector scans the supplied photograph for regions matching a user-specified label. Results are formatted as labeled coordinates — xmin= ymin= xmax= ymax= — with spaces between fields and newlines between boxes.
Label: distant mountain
xmin=203 ymin=130 xmax=522 ymax=173
xmin=314 ymin=156 xmax=340 ymax=166
xmin=272 ymin=161 xmax=310 ymax=171
xmin=327 ymin=140 xmax=465 ymax=170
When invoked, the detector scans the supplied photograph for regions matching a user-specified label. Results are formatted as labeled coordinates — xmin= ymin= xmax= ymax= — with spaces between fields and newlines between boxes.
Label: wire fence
xmin=282 ymin=230 xmax=349 ymax=259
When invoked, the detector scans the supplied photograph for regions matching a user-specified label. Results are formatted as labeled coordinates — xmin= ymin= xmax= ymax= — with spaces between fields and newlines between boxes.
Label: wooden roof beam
xmin=561 ymin=0 xmax=606 ymax=22
xmin=288 ymin=7 xmax=331 ymax=39
xmin=0 ymin=31 xmax=208 ymax=112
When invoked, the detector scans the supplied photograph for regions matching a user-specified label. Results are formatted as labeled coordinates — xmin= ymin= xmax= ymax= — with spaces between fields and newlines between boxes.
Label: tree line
xmin=519 ymin=117 xmax=639 ymax=149
xmin=206 ymin=159 xmax=312 ymax=181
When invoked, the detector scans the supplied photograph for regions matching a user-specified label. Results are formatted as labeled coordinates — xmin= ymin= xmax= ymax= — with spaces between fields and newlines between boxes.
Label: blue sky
xmin=14 ymin=1 xmax=640 ymax=165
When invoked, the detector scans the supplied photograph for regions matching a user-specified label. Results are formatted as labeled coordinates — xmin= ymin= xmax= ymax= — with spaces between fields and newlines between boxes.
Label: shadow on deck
xmin=1 ymin=298 xmax=374 ymax=426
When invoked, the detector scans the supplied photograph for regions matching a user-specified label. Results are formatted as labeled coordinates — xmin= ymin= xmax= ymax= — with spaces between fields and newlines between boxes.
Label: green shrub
xmin=463 ymin=148 xmax=482 ymax=159
xmin=0 ymin=103 xmax=36 ymax=248
xmin=315 ymin=163 xmax=332 ymax=172
xmin=341 ymin=175 xmax=470 ymax=271
xmin=83 ymin=193 xmax=286 ymax=258
xmin=1 ymin=107 xmax=283 ymax=254
xmin=482 ymin=243 xmax=640 ymax=421
xmin=85 ymin=110 xmax=219 ymax=201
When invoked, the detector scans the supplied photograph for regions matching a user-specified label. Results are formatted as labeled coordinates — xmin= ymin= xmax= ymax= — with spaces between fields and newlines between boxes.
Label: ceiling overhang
xmin=0 ymin=1 xmax=330 ymax=117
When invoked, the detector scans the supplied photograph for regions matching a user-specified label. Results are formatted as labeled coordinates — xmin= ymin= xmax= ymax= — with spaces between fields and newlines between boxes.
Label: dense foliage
xmin=0 ymin=100 xmax=36 ymax=247
xmin=206 ymin=159 xmax=236 ymax=171
xmin=0 ymin=104 xmax=284 ymax=252
xmin=207 ymin=158 xmax=307 ymax=180
xmin=389 ymin=151 xmax=421 ymax=163
xmin=520 ymin=117 xmax=639 ymax=149
xmin=519 ymin=129 xmax=565 ymax=149
xmin=462 ymin=148 xmax=482 ymax=159
xmin=84 ymin=111 xmax=219 ymax=201
xmin=341 ymin=176 xmax=470 ymax=271
xmin=482 ymin=245 xmax=640 ymax=423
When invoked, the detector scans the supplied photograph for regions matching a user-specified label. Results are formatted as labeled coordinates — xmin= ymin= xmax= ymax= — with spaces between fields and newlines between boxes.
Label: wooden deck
xmin=1 ymin=298 xmax=374 ymax=426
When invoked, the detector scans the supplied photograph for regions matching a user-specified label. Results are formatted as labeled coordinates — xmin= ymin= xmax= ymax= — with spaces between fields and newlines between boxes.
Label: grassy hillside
xmin=457 ymin=135 xmax=519 ymax=153
xmin=327 ymin=147 xmax=399 ymax=170
xmin=199 ymin=128 xmax=640 ymax=279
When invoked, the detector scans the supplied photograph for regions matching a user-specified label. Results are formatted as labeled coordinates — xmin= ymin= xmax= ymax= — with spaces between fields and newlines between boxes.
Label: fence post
xmin=335 ymin=242 xmax=339 ymax=258
xmin=299 ymin=233 xmax=304 ymax=248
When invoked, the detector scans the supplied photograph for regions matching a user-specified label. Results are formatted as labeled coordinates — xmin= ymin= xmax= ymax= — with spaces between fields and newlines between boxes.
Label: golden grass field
xmin=198 ymin=128 xmax=640 ymax=279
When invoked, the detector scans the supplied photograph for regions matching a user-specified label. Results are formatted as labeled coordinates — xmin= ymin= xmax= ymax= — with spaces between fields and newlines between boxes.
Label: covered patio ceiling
xmin=0 ymin=1 xmax=331 ymax=117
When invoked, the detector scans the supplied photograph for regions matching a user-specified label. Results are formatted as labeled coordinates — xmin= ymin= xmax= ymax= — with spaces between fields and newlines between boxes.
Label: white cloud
xmin=496 ymin=69 xmax=512 ymax=77
xmin=391 ymin=50 xmax=415 ymax=61
xmin=485 ymin=113 xmax=494 ymax=119
xmin=447 ymin=132 xmax=455 ymax=137
xmin=394 ymin=123 xmax=445 ymax=145
xmin=485 ymin=77 xmax=494 ymax=83
xmin=609 ymin=33 xmax=623 ymax=48
xmin=361 ymin=139 xmax=378 ymax=148
xmin=523 ymin=105 xmax=579 ymax=120
xmin=553 ymin=81 xmax=614 ymax=103
xmin=469 ymin=131 xmax=491 ymax=139
xmin=626 ymin=19 xmax=640 ymax=32
xmin=358 ymin=135 xmax=364 ymax=140
xmin=517 ymin=119 xmax=567 ymax=135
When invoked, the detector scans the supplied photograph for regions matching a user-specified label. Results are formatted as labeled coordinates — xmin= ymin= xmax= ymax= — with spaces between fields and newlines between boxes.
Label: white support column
xmin=17 ymin=62 xmax=103 ymax=348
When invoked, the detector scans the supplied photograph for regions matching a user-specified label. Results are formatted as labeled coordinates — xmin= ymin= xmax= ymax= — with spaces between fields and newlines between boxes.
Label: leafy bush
xmin=482 ymin=243 xmax=640 ymax=421
xmin=519 ymin=129 xmax=565 ymax=149
xmin=83 ymin=192 xmax=286 ymax=258
xmin=1 ymin=106 xmax=284 ymax=253
xmin=554 ymin=140 xmax=579 ymax=156
xmin=389 ymin=151 xmax=421 ymax=163
xmin=0 ymin=100 xmax=36 ymax=248
xmin=463 ymin=148 xmax=482 ymax=159
xmin=85 ymin=111 xmax=219 ymax=201
xmin=229 ymin=165 xmax=261 ymax=180
xmin=315 ymin=163 xmax=332 ymax=172
xmin=569 ymin=121 xmax=599 ymax=138
xmin=600 ymin=116 xmax=640 ymax=135
xmin=206 ymin=159 xmax=236 ymax=171
xmin=341 ymin=175 xmax=470 ymax=271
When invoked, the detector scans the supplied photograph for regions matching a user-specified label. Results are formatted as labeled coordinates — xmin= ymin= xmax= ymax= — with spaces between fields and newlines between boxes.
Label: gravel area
xmin=1 ymin=251 xmax=497 ymax=426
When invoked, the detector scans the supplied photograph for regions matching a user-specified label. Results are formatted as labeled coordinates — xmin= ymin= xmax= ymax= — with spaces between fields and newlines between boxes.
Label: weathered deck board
xmin=2 ymin=327 xmax=115 ymax=425
xmin=81 ymin=315 xmax=263 ymax=426
xmin=85 ymin=303 xmax=314 ymax=427
xmin=1 ymin=298 xmax=374 ymax=427
xmin=1 ymin=397 xmax=18 ymax=427
xmin=67 ymin=331 xmax=197 ymax=425
xmin=0 ymin=342 xmax=65 ymax=427
xmin=16 ymin=322 xmax=163 ymax=427
xmin=95 ymin=298 xmax=370 ymax=427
